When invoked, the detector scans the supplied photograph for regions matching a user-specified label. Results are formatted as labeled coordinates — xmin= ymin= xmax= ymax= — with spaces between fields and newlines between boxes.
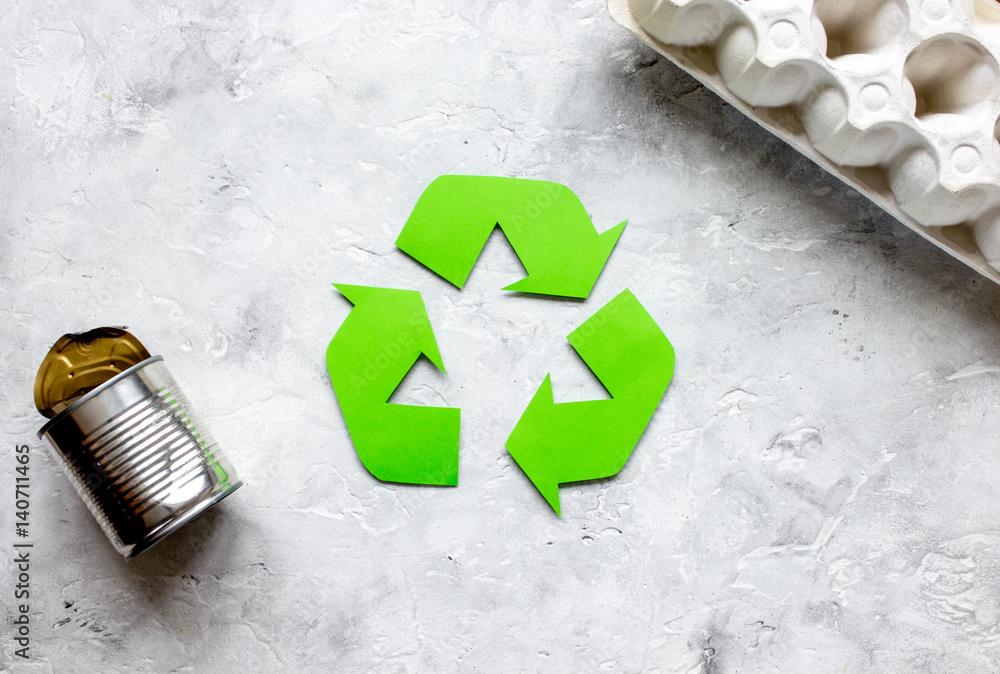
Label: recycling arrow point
xmin=506 ymin=374 xmax=564 ymax=514
xmin=396 ymin=176 xmax=626 ymax=299
xmin=502 ymin=219 xmax=628 ymax=298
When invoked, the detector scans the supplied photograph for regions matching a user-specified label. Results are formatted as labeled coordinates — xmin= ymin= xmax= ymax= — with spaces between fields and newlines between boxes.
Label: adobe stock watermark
xmin=11 ymin=443 xmax=33 ymax=660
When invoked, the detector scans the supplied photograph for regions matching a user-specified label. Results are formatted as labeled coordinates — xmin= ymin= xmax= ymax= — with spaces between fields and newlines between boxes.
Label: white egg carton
xmin=609 ymin=0 xmax=1000 ymax=282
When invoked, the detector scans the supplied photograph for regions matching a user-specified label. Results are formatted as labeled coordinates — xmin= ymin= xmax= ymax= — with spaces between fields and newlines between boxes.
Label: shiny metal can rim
xmin=37 ymin=355 xmax=165 ymax=438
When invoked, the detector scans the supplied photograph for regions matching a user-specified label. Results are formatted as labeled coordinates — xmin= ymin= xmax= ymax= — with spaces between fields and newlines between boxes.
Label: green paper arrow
xmin=395 ymin=175 xmax=626 ymax=299
xmin=326 ymin=284 xmax=460 ymax=485
xmin=505 ymin=289 xmax=674 ymax=515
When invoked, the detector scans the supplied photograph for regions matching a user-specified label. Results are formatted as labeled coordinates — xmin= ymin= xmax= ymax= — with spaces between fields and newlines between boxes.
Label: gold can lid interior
xmin=34 ymin=327 xmax=151 ymax=418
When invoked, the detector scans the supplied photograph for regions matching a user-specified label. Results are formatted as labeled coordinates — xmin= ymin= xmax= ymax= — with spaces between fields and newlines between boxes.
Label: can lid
xmin=33 ymin=327 xmax=151 ymax=419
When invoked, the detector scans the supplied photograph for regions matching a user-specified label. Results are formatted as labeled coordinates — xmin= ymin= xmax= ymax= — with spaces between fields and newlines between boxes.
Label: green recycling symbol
xmin=326 ymin=175 xmax=675 ymax=515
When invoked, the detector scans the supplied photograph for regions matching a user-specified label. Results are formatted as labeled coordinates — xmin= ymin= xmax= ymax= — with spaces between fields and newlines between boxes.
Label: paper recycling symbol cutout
xmin=326 ymin=175 xmax=675 ymax=515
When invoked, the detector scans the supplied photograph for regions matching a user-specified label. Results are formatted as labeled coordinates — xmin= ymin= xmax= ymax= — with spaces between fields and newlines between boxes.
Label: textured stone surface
xmin=3 ymin=0 xmax=1000 ymax=672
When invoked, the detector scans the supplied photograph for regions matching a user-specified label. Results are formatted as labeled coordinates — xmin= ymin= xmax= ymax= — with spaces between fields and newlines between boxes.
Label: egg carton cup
xmin=610 ymin=0 xmax=1000 ymax=281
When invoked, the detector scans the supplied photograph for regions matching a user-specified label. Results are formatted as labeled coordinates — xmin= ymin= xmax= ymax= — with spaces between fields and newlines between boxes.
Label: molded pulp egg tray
xmin=610 ymin=0 xmax=1000 ymax=282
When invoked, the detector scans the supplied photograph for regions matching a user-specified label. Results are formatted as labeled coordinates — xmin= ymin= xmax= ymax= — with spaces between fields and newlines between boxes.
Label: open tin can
xmin=35 ymin=329 xmax=242 ymax=560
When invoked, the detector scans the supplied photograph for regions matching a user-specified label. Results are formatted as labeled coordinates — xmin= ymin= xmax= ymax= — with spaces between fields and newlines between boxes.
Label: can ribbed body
xmin=38 ymin=357 xmax=241 ymax=560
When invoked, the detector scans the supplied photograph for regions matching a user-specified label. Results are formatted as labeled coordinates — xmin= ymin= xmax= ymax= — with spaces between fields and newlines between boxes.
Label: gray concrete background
xmin=3 ymin=0 xmax=1000 ymax=671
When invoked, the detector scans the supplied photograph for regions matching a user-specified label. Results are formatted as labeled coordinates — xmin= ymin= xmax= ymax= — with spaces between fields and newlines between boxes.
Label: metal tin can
xmin=37 ymin=356 xmax=242 ymax=560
